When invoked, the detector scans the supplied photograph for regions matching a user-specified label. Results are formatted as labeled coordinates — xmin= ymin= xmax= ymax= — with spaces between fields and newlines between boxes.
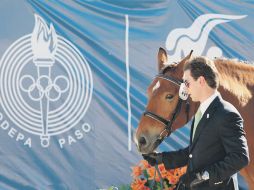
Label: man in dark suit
xmin=143 ymin=56 xmax=249 ymax=190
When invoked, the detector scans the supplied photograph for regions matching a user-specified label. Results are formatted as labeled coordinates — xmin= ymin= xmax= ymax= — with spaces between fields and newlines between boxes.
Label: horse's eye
xmin=166 ymin=94 xmax=174 ymax=100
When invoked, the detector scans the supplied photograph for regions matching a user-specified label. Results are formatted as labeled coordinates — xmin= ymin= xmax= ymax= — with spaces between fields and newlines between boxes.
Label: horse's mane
xmin=215 ymin=58 xmax=254 ymax=106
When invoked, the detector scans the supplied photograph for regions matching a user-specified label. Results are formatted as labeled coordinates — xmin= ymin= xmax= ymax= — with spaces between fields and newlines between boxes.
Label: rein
xmin=151 ymin=164 xmax=164 ymax=189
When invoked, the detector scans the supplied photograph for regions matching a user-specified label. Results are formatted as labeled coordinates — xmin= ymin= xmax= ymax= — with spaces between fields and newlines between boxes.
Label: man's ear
xmin=199 ymin=76 xmax=206 ymax=86
xmin=157 ymin=47 xmax=168 ymax=72
xmin=177 ymin=50 xmax=193 ymax=72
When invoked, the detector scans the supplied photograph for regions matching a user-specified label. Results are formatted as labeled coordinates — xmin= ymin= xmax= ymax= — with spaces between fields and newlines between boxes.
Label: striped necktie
xmin=192 ymin=109 xmax=202 ymax=140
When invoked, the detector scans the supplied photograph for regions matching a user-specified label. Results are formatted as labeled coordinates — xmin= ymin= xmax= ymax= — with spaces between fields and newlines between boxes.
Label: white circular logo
xmin=0 ymin=14 xmax=93 ymax=147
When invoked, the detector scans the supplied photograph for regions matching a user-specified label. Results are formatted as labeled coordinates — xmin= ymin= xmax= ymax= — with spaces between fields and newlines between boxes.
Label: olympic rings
xmin=20 ymin=74 xmax=69 ymax=101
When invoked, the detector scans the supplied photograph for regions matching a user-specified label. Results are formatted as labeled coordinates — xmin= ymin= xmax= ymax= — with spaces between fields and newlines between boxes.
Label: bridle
xmin=143 ymin=73 xmax=190 ymax=145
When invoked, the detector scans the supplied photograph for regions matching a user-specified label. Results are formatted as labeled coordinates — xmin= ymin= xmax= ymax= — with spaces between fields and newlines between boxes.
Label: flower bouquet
xmin=130 ymin=160 xmax=187 ymax=190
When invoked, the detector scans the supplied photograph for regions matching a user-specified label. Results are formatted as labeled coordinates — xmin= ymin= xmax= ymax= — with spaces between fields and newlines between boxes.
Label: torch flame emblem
xmin=31 ymin=14 xmax=57 ymax=63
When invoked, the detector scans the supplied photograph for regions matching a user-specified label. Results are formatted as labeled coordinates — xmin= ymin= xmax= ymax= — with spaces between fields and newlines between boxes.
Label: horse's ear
xmin=158 ymin=47 xmax=168 ymax=72
xmin=177 ymin=50 xmax=193 ymax=71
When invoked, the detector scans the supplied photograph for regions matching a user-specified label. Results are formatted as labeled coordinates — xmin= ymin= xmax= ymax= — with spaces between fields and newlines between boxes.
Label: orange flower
xmin=158 ymin=163 xmax=166 ymax=173
xmin=131 ymin=178 xmax=149 ymax=190
xmin=166 ymin=175 xmax=178 ymax=185
xmin=158 ymin=164 xmax=168 ymax=178
xmin=180 ymin=166 xmax=187 ymax=175
xmin=173 ymin=168 xmax=180 ymax=177
xmin=147 ymin=167 xmax=161 ymax=182
xmin=173 ymin=166 xmax=187 ymax=179
xmin=130 ymin=160 xmax=187 ymax=189
xmin=168 ymin=169 xmax=175 ymax=175
xmin=139 ymin=160 xmax=150 ymax=169
xmin=146 ymin=167 xmax=156 ymax=180
xmin=131 ymin=166 xmax=142 ymax=178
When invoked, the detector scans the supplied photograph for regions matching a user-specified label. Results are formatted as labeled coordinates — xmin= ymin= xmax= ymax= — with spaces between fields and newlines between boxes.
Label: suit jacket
xmin=162 ymin=95 xmax=249 ymax=190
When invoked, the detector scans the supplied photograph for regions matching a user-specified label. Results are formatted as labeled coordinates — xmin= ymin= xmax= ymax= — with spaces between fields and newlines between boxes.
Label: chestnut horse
xmin=135 ymin=48 xmax=254 ymax=189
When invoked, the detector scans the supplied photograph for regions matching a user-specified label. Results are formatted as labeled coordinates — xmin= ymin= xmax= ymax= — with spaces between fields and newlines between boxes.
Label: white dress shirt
xmin=199 ymin=90 xmax=219 ymax=117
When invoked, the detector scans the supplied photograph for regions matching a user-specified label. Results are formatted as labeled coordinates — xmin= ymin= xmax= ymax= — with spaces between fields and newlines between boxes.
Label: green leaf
xmin=107 ymin=185 xmax=131 ymax=190
xmin=143 ymin=169 xmax=149 ymax=179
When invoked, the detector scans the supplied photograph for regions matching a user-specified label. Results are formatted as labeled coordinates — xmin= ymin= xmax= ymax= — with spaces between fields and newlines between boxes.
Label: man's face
xmin=183 ymin=70 xmax=201 ymax=102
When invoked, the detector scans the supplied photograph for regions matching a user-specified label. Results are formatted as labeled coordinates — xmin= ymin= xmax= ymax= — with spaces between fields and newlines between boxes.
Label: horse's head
xmin=135 ymin=47 xmax=195 ymax=154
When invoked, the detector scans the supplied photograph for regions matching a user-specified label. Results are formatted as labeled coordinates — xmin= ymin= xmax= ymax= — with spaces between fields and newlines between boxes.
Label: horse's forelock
xmin=160 ymin=64 xmax=177 ymax=75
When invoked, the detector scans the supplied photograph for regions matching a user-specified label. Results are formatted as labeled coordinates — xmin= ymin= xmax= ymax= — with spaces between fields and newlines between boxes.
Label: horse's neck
xmin=215 ymin=59 xmax=254 ymax=107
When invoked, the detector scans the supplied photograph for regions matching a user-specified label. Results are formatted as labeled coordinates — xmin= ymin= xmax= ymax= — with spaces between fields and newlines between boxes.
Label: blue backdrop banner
xmin=0 ymin=0 xmax=253 ymax=189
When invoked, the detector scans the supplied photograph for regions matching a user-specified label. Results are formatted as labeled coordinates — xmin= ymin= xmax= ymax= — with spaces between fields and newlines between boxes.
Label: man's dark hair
xmin=183 ymin=56 xmax=219 ymax=89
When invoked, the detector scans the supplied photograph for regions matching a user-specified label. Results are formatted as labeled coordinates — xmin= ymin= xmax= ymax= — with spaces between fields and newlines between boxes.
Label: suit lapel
xmin=190 ymin=119 xmax=194 ymax=145
xmin=190 ymin=96 xmax=221 ymax=152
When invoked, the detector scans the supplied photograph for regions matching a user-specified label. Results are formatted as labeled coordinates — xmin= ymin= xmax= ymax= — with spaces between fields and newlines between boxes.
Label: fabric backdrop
xmin=0 ymin=0 xmax=253 ymax=189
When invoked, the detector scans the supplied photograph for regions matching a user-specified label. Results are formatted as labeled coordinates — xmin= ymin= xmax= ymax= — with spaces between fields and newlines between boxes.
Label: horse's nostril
xmin=139 ymin=136 xmax=147 ymax=146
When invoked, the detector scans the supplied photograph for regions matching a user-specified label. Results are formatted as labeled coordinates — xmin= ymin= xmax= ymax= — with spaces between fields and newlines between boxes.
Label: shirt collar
xmin=199 ymin=90 xmax=219 ymax=116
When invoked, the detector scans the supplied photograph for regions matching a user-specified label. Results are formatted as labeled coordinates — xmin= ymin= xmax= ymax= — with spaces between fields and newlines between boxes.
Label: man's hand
xmin=190 ymin=171 xmax=209 ymax=188
xmin=142 ymin=152 xmax=162 ymax=166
